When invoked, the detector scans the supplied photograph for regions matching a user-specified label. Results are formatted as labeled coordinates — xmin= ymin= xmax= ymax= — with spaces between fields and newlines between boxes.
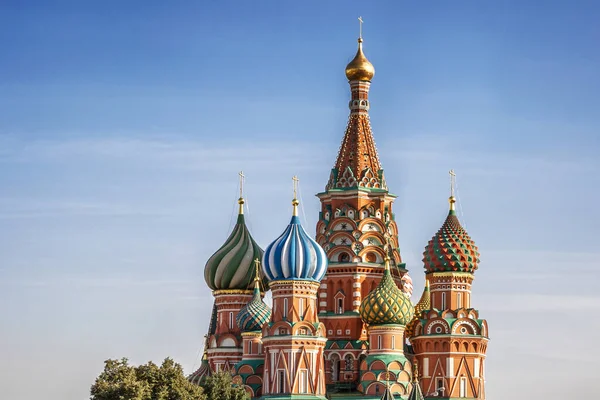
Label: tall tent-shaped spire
xmin=326 ymin=20 xmax=385 ymax=191
xmin=407 ymin=361 xmax=425 ymax=400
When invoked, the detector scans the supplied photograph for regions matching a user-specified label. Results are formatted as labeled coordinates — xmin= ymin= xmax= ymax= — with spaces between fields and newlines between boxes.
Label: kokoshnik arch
xmin=189 ymin=20 xmax=490 ymax=400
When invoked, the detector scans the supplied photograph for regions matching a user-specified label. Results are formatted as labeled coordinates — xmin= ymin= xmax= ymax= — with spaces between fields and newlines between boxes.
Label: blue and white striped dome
xmin=263 ymin=215 xmax=328 ymax=282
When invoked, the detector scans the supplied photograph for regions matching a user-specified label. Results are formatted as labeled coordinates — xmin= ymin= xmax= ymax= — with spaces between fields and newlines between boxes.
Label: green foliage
xmin=91 ymin=358 xmax=206 ymax=400
xmin=200 ymin=372 xmax=249 ymax=400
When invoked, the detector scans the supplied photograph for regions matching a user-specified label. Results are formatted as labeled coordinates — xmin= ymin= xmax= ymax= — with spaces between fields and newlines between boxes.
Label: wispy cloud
xmin=0 ymin=134 xmax=330 ymax=172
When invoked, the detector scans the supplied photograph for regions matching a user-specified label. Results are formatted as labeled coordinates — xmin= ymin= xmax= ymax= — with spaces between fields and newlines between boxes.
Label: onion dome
xmin=236 ymin=260 xmax=272 ymax=332
xmin=188 ymin=337 xmax=212 ymax=385
xmin=204 ymin=196 xmax=265 ymax=291
xmin=405 ymin=280 xmax=431 ymax=337
xmin=345 ymin=38 xmax=375 ymax=81
xmin=263 ymin=192 xmax=328 ymax=282
xmin=188 ymin=352 xmax=211 ymax=385
xmin=423 ymin=195 xmax=480 ymax=274
xmin=359 ymin=255 xmax=414 ymax=326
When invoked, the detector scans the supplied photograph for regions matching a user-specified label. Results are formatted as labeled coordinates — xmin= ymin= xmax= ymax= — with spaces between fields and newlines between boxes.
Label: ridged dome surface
xmin=359 ymin=265 xmax=414 ymax=326
xmin=236 ymin=284 xmax=272 ymax=332
xmin=263 ymin=215 xmax=328 ymax=282
xmin=204 ymin=214 xmax=264 ymax=291
xmin=345 ymin=38 xmax=375 ymax=81
xmin=423 ymin=209 xmax=479 ymax=274
xmin=188 ymin=353 xmax=211 ymax=385
xmin=406 ymin=281 xmax=431 ymax=337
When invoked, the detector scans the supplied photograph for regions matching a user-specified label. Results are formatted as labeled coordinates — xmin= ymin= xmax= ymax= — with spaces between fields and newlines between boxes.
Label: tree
xmin=200 ymin=372 xmax=248 ymax=400
xmin=91 ymin=358 xmax=206 ymax=400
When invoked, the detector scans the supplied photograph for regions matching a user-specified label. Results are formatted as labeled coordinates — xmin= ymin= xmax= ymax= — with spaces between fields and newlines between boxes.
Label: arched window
xmin=283 ymin=298 xmax=288 ymax=319
xmin=229 ymin=312 xmax=233 ymax=330
xmin=345 ymin=354 xmax=353 ymax=371
xmin=441 ymin=292 xmax=447 ymax=310
xmin=331 ymin=355 xmax=340 ymax=381
xmin=457 ymin=293 xmax=462 ymax=309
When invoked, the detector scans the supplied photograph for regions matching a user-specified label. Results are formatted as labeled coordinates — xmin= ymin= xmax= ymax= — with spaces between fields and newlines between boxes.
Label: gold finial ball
xmin=345 ymin=38 xmax=375 ymax=81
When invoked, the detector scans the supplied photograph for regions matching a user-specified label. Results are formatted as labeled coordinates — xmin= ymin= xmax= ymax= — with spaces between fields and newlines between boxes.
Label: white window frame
xmin=299 ymin=369 xmax=308 ymax=393
xmin=460 ymin=377 xmax=467 ymax=397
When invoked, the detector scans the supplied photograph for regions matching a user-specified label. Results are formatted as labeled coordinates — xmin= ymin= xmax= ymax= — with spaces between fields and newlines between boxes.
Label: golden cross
xmin=292 ymin=175 xmax=299 ymax=199
xmin=449 ymin=169 xmax=456 ymax=198
xmin=239 ymin=170 xmax=245 ymax=198
xmin=358 ymin=16 xmax=363 ymax=38
xmin=253 ymin=258 xmax=261 ymax=282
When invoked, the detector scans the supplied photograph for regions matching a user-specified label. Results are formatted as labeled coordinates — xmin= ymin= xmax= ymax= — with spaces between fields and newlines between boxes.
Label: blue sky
xmin=1 ymin=1 xmax=599 ymax=399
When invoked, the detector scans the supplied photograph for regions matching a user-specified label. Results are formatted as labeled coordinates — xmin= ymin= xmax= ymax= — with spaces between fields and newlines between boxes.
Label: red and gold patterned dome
xmin=422 ymin=196 xmax=480 ymax=274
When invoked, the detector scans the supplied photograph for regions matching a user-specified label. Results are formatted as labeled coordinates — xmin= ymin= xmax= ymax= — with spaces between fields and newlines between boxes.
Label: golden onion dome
xmin=359 ymin=256 xmax=414 ymax=326
xmin=345 ymin=38 xmax=375 ymax=81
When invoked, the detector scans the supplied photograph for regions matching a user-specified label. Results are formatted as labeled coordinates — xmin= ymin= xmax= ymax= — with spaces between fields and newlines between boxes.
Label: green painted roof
xmin=204 ymin=213 xmax=265 ymax=291
xmin=236 ymin=283 xmax=271 ymax=332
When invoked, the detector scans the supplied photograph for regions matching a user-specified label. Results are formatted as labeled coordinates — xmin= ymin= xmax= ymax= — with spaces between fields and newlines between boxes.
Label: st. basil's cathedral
xmin=189 ymin=26 xmax=490 ymax=400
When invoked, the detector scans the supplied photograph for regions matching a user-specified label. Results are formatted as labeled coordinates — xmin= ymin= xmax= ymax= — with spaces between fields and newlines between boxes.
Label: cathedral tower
xmin=315 ymin=21 xmax=413 ymax=388
xmin=358 ymin=245 xmax=415 ymax=397
xmin=203 ymin=175 xmax=266 ymax=372
xmin=232 ymin=259 xmax=272 ymax=398
xmin=260 ymin=179 xmax=329 ymax=399
xmin=409 ymin=172 xmax=489 ymax=399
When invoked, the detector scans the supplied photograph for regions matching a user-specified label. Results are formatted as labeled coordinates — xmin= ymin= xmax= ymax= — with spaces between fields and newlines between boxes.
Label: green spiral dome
xmin=204 ymin=213 xmax=265 ymax=291
xmin=359 ymin=262 xmax=414 ymax=326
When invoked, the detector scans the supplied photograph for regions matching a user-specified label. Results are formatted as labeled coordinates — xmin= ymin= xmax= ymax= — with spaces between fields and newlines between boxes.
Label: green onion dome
xmin=236 ymin=274 xmax=272 ymax=332
xmin=423 ymin=197 xmax=480 ymax=274
xmin=359 ymin=257 xmax=414 ymax=326
xmin=204 ymin=198 xmax=265 ymax=291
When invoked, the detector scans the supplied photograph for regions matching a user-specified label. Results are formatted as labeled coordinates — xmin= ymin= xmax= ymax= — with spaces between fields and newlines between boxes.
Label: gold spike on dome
xmin=345 ymin=18 xmax=375 ymax=81
xmin=252 ymin=258 xmax=261 ymax=288
xmin=449 ymin=169 xmax=456 ymax=211
xmin=292 ymin=175 xmax=300 ymax=216
xmin=238 ymin=171 xmax=245 ymax=214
